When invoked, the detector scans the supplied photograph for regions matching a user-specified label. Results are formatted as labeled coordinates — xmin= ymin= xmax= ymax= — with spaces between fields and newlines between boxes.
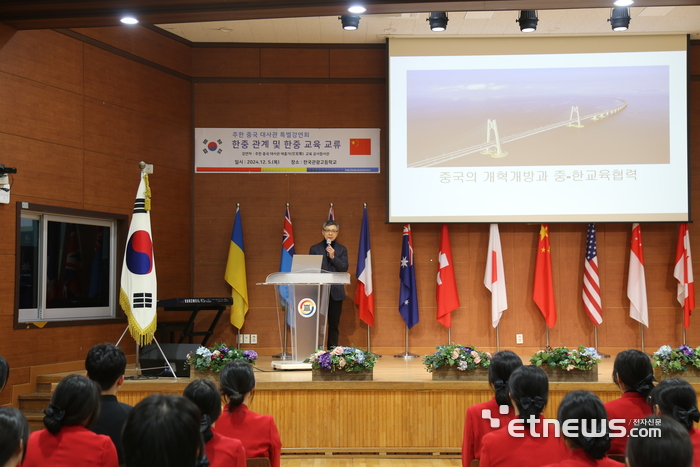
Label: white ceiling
xmin=156 ymin=6 xmax=700 ymax=44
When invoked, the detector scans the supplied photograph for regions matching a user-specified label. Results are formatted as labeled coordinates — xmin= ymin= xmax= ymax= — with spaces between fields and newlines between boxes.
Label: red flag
xmin=436 ymin=224 xmax=460 ymax=328
xmin=533 ymin=224 xmax=556 ymax=328
xmin=628 ymin=223 xmax=648 ymax=327
xmin=350 ymin=138 xmax=371 ymax=155
xmin=582 ymin=223 xmax=602 ymax=325
xmin=675 ymin=223 xmax=695 ymax=328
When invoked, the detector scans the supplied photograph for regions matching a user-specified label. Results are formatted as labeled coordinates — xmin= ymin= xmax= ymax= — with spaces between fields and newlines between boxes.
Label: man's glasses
xmin=323 ymin=229 xmax=339 ymax=233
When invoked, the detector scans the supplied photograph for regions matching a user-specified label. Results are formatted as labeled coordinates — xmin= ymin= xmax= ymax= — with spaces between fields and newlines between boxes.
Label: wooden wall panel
xmin=260 ymin=48 xmax=329 ymax=78
xmin=329 ymin=48 xmax=386 ymax=79
xmin=194 ymin=82 xmax=291 ymax=127
xmin=71 ymin=26 xmax=191 ymax=76
xmin=191 ymin=48 xmax=261 ymax=78
xmin=0 ymin=23 xmax=16 ymax=50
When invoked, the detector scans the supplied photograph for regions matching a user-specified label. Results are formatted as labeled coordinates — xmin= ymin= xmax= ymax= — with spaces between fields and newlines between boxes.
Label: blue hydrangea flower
xmin=655 ymin=345 xmax=672 ymax=358
xmin=355 ymin=349 xmax=365 ymax=364
xmin=343 ymin=347 xmax=353 ymax=354
xmin=582 ymin=347 xmax=600 ymax=360
xmin=243 ymin=350 xmax=258 ymax=361
xmin=196 ymin=347 xmax=212 ymax=358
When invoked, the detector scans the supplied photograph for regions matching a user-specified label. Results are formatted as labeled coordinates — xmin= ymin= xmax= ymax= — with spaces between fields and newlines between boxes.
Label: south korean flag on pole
xmin=120 ymin=169 xmax=157 ymax=346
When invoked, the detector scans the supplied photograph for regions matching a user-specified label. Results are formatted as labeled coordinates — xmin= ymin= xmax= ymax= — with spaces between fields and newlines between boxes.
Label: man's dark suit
xmin=88 ymin=394 xmax=132 ymax=465
xmin=309 ymin=239 xmax=348 ymax=348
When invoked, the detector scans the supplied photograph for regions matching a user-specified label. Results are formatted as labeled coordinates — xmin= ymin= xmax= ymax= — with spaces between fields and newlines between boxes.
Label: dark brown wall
xmin=0 ymin=26 xmax=192 ymax=403
xmin=192 ymin=43 xmax=700 ymax=356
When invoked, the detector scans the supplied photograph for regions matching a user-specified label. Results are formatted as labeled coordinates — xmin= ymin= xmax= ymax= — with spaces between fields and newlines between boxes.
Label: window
xmin=16 ymin=203 xmax=127 ymax=326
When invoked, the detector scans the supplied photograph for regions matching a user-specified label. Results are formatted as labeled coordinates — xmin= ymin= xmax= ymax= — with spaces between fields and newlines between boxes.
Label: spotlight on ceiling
xmin=516 ymin=10 xmax=538 ymax=33
xmin=427 ymin=12 xmax=449 ymax=32
xmin=608 ymin=7 xmax=631 ymax=31
xmin=120 ymin=16 xmax=139 ymax=25
xmin=348 ymin=5 xmax=366 ymax=14
xmin=614 ymin=0 xmax=634 ymax=6
xmin=339 ymin=15 xmax=361 ymax=30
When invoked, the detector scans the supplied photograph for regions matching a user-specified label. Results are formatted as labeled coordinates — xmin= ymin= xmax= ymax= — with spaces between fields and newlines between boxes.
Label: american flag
xmin=582 ymin=223 xmax=602 ymax=325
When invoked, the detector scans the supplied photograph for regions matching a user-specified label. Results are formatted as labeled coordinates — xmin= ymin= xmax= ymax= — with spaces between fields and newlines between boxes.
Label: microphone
xmin=326 ymin=239 xmax=332 ymax=257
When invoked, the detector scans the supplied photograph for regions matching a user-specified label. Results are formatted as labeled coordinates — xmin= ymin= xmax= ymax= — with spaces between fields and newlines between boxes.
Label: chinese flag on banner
xmin=436 ymin=224 xmax=460 ymax=328
xmin=674 ymin=223 xmax=695 ymax=328
xmin=350 ymin=138 xmax=371 ymax=155
xmin=533 ymin=224 xmax=557 ymax=328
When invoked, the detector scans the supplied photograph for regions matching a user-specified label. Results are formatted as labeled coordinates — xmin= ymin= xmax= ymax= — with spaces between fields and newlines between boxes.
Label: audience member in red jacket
xmin=604 ymin=350 xmax=654 ymax=456
xmin=123 ymin=394 xmax=206 ymax=467
xmin=649 ymin=378 xmax=700 ymax=467
xmin=627 ymin=416 xmax=692 ymax=467
xmin=214 ymin=360 xmax=282 ymax=467
xmin=184 ymin=378 xmax=247 ymax=467
xmin=479 ymin=366 xmax=570 ymax=467
xmin=0 ymin=407 xmax=29 ymax=467
xmin=462 ymin=350 xmax=522 ymax=466
xmin=22 ymin=374 xmax=118 ymax=467
xmin=542 ymin=391 xmax=623 ymax=467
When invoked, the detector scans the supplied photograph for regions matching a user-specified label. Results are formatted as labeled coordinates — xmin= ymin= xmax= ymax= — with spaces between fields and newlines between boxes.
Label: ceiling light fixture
xmin=427 ymin=12 xmax=449 ymax=32
xmin=516 ymin=10 xmax=538 ymax=33
xmin=120 ymin=16 xmax=139 ymax=25
xmin=339 ymin=15 xmax=361 ymax=30
xmin=614 ymin=0 xmax=634 ymax=6
xmin=348 ymin=5 xmax=366 ymax=14
xmin=608 ymin=7 xmax=631 ymax=31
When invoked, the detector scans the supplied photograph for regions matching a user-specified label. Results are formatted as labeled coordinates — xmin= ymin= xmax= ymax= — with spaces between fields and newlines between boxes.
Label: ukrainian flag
xmin=225 ymin=206 xmax=248 ymax=328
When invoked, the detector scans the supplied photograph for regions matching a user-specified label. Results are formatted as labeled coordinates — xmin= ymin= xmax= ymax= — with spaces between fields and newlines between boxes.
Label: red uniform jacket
xmin=213 ymin=404 xmax=282 ymax=467
xmin=479 ymin=415 xmax=570 ymax=467
xmin=689 ymin=427 xmax=700 ymax=467
xmin=462 ymin=397 xmax=516 ymax=466
xmin=604 ymin=392 xmax=652 ymax=456
xmin=206 ymin=431 xmax=247 ymax=467
xmin=22 ymin=425 xmax=118 ymax=467
xmin=542 ymin=448 xmax=624 ymax=467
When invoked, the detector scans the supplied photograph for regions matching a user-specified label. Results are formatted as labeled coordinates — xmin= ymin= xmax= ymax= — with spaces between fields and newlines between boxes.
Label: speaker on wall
xmin=139 ymin=343 xmax=200 ymax=378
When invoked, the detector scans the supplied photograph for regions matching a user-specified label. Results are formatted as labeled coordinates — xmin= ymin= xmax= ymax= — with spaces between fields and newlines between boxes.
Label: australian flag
xmin=399 ymin=224 xmax=419 ymax=328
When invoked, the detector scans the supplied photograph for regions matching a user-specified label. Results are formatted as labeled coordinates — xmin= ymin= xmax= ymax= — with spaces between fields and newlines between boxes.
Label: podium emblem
xmin=297 ymin=298 xmax=317 ymax=318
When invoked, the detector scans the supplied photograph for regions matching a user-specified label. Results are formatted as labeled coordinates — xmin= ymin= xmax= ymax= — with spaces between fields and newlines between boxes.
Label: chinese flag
xmin=350 ymin=138 xmax=371 ymax=155
xmin=533 ymin=224 xmax=557 ymax=328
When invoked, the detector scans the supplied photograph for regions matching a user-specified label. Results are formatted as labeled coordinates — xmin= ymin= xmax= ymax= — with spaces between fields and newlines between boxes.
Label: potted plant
xmin=423 ymin=344 xmax=492 ymax=381
xmin=529 ymin=345 xmax=601 ymax=382
xmin=652 ymin=345 xmax=700 ymax=382
xmin=305 ymin=346 xmax=377 ymax=381
xmin=186 ymin=342 xmax=258 ymax=380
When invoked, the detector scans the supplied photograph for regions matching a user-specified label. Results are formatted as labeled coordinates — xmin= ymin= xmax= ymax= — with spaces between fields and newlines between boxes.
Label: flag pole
xmin=496 ymin=325 xmax=500 ymax=351
xmin=594 ymin=326 xmax=610 ymax=358
xmin=683 ymin=326 xmax=687 ymax=346
xmin=447 ymin=328 xmax=451 ymax=345
xmin=394 ymin=326 xmax=419 ymax=358
xmin=545 ymin=326 xmax=549 ymax=348
xmin=641 ymin=324 xmax=645 ymax=353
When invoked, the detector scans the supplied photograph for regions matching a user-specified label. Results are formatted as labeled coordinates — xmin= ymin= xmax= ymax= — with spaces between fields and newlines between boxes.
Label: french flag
xmin=355 ymin=206 xmax=374 ymax=326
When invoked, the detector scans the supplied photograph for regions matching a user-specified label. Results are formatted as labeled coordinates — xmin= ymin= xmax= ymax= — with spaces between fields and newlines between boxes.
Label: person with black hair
xmin=627 ymin=415 xmax=693 ymax=467
xmin=542 ymin=391 xmax=622 ymax=466
xmin=461 ymin=350 xmax=523 ymax=466
xmin=123 ymin=394 xmax=206 ymax=467
xmin=479 ymin=365 xmax=569 ymax=467
xmin=213 ymin=360 xmax=282 ymax=467
xmin=184 ymin=378 xmax=246 ymax=467
xmin=0 ymin=407 xmax=29 ymax=467
xmin=85 ymin=343 xmax=132 ymax=465
xmin=22 ymin=374 xmax=118 ymax=467
xmin=604 ymin=349 xmax=654 ymax=456
xmin=0 ymin=356 xmax=9 ymax=394
xmin=649 ymin=378 xmax=700 ymax=466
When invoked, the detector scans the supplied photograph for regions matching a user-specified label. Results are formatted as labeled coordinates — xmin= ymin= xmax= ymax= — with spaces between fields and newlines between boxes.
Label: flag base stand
xmin=394 ymin=326 xmax=419 ymax=358
xmin=368 ymin=326 xmax=382 ymax=358
xmin=116 ymin=325 xmax=178 ymax=380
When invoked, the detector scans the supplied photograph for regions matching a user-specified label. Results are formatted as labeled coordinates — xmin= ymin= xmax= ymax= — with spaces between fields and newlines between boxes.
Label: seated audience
xmin=0 ymin=356 xmax=8 ymax=395
xmin=184 ymin=378 xmax=246 ymax=467
xmin=604 ymin=349 xmax=655 ymax=456
xmin=479 ymin=365 xmax=570 ymax=467
xmin=22 ymin=374 xmax=118 ymax=467
xmin=462 ymin=350 xmax=523 ymax=465
xmin=213 ymin=360 xmax=282 ymax=467
xmin=85 ymin=343 xmax=132 ymax=465
xmin=648 ymin=378 xmax=700 ymax=466
xmin=0 ymin=407 xmax=29 ymax=467
xmin=122 ymin=394 xmax=205 ymax=467
xmin=626 ymin=415 xmax=692 ymax=467
xmin=543 ymin=390 xmax=622 ymax=466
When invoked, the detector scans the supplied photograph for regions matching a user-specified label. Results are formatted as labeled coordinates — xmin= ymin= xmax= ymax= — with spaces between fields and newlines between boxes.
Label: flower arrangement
xmin=530 ymin=345 xmax=601 ymax=371
xmin=305 ymin=346 xmax=377 ymax=373
xmin=186 ymin=342 xmax=257 ymax=373
xmin=423 ymin=344 xmax=492 ymax=373
xmin=652 ymin=345 xmax=700 ymax=374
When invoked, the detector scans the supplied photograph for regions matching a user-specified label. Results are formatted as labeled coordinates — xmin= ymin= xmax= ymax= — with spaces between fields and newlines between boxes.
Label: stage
xmin=26 ymin=354 xmax=623 ymax=457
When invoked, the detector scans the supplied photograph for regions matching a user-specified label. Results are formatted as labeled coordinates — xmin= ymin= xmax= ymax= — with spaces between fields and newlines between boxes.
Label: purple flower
xmin=680 ymin=345 xmax=694 ymax=356
xmin=318 ymin=353 xmax=332 ymax=370
xmin=243 ymin=350 xmax=258 ymax=361
xmin=463 ymin=348 xmax=472 ymax=354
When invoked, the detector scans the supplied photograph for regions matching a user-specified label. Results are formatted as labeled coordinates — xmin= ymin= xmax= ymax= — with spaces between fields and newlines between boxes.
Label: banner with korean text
xmin=195 ymin=128 xmax=381 ymax=173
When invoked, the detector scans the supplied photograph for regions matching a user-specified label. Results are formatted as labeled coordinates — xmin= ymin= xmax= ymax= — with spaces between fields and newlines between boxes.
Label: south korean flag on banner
xmin=119 ymin=171 xmax=157 ymax=346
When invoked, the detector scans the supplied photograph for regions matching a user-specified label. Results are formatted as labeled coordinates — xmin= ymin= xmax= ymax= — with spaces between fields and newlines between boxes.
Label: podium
xmin=261 ymin=269 xmax=350 ymax=370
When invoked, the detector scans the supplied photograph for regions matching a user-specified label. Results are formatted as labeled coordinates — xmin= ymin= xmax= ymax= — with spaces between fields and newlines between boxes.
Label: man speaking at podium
xmin=309 ymin=220 xmax=349 ymax=349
